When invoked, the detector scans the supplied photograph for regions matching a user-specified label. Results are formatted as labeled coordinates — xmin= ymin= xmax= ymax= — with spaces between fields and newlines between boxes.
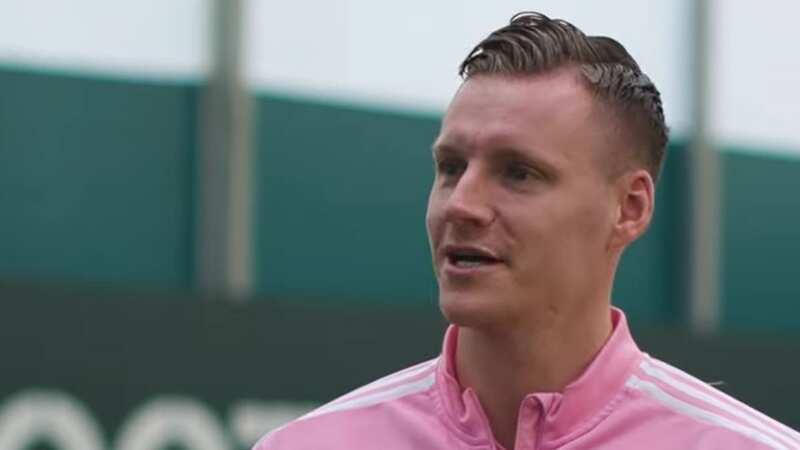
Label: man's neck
xmin=454 ymin=304 xmax=613 ymax=450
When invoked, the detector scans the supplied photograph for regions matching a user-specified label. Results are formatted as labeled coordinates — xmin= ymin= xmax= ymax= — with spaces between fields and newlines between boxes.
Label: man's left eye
xmin=505 ymin=164 xmax=534 ymax=181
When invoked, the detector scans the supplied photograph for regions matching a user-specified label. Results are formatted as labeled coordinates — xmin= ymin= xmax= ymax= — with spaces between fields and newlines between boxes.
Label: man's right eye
xmin=437 ymin=160 xmax=464 ymax=177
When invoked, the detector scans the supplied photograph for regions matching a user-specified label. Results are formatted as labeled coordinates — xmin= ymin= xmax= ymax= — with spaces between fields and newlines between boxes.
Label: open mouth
xmin=445 ymin=247 xmax=502 ymax=268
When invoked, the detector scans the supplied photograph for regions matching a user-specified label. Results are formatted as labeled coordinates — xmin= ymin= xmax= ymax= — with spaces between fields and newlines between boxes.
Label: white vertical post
xmin=195 ymin=0 xmax=253 ymax=299
xmin=688 ymin=0 xmax=721 ymax=333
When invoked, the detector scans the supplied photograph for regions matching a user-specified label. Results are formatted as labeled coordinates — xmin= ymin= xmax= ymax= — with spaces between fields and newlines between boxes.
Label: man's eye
xmin=505 ymin=163 xmax=535 ymax=182
xmin=437 ymin=160 xmax=464 ymax=176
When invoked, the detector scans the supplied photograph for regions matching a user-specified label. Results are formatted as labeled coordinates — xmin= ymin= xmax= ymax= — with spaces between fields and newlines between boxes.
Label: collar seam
xmin=545 ymin=351 xmax=644 ymax=446
xmin=546 ymin=387 xmax=631 ymax=447
xmin=432 ymin=374 xmax=495 ymax=447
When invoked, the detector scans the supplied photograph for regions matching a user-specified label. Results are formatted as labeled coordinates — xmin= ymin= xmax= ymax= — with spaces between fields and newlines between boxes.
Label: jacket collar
xmin=435 ymin=307 xmax=643 ymax=447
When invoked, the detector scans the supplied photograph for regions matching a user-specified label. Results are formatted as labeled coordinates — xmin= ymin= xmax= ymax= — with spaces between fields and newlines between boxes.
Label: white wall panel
xmin=0 ymin=0 xmax=210 ymax=81
xmin=711 ymin=1 xmax=800 ymax=154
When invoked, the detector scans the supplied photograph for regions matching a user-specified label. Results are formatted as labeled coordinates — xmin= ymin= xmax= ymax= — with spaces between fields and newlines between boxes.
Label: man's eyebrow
xmin=431 ymin=142 xmax=560 ymax=176
xmin=431 ymin=142 xmax=462 ymax=157
xmin=492 ymin=146 xmax=559 ymax=175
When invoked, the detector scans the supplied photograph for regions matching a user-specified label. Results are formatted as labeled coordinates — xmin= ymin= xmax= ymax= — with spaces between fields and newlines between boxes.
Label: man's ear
xmin=609 ymin=169 xmax=655 ymax=251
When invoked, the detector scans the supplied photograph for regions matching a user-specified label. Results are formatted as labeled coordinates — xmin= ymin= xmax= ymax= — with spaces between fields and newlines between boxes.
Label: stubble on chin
xmin=438 ymin=290 xmax=518 ymax=330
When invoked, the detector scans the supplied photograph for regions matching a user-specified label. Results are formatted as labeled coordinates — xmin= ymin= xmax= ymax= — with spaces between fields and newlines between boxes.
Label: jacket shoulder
xmin=622 ymin=355 xmax=800 ymax=449
xmin=253 ymin=358 xmax=440 ymax=450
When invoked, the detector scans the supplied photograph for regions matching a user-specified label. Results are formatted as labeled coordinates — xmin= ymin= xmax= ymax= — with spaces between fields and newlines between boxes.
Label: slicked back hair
xmin=460 ymin=12 xmax=669 ymax=182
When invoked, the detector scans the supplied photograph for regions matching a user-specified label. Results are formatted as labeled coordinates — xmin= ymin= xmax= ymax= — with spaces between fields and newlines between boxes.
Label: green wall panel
xmin=614 ymin=143 xmax=687 ymax=323
xmin=8 ymin=66 xmax=799 ymax=331
xmin=254 ymin=94 xmax=439 ymax=305
xmin=722 ymin=150 xmax=800 ymax=330
xmin=0 ymin=67 xmax=196 ymax=287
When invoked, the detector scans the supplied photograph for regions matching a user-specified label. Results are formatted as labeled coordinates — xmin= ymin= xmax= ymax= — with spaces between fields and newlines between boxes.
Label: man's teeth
xmin=455 ymin=260 xmax=484 ymax=267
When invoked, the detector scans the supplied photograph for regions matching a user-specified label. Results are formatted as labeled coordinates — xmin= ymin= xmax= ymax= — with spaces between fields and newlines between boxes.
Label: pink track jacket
xmin=255 ymin=308 xmax=800 ymax=449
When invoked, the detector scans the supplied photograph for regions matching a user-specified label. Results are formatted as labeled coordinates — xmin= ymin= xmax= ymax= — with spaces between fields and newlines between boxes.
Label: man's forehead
xmin=452 ymin=68 xmax=589 ymax=103
xmin=433 ymin=71 xmax=603 ymax=169
xmin=442 ymin=72 xmax=593 ymax=130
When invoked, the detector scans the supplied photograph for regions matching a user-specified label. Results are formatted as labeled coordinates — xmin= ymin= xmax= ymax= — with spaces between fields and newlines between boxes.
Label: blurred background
xmin=1 ymin=0 xmax=798 ymax=449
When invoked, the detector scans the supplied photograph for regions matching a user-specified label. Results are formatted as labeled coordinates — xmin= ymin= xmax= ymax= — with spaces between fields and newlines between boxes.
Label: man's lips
xmin=439 ymin=244 xmax=505 ymax=272
xmin=441 ymin=244 xmax=502 ymax=260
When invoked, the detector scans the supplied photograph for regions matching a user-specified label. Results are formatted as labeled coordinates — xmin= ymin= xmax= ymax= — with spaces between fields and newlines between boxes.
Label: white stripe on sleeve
xmin=322 ymin=358 xmax=437 ymax=409
xmin=640 ymin=360 xmax=800 ymax=448
xmin=300 ymin=372 xmax=436 ymax=420
xmin=626 ymin=375 xmax=787 ymax=450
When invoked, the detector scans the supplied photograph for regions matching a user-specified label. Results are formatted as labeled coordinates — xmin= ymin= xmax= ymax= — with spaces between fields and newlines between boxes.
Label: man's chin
xmin=438 ymin=292 xmax=510 ymax=329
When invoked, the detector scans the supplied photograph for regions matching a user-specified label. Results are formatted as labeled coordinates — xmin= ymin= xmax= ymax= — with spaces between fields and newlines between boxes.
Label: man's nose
xmin=443 ymin=167 xmax=494 ymax=227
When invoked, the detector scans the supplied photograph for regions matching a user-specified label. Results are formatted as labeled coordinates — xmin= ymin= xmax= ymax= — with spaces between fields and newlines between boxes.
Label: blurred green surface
xmin=721 ymin=150 xmax=800 ymax=330
xmin=253 ymin=93 xmax=440 ymax=305
xmin=0 ymin=67 xmax=196 ymax=288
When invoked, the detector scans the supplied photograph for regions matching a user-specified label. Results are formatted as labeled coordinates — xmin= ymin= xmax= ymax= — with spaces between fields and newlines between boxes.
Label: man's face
xmin=426 ymin=70 xmax=621 ymax=329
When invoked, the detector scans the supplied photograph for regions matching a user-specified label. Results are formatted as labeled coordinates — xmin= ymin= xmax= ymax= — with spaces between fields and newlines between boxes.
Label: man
xmin=255 ymin=12 xmax=800 ymax=450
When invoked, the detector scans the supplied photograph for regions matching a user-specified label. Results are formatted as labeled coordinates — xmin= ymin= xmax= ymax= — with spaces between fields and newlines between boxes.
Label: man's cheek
xmin=425 ymin=212 xmax=436 ymax=240
xmin=425 ymin=200 xmax=444 ymax=235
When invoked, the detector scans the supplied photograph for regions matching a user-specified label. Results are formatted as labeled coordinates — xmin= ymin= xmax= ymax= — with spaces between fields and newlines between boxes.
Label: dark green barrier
xmin=1 ymin=284 xmax=798 ymax=450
